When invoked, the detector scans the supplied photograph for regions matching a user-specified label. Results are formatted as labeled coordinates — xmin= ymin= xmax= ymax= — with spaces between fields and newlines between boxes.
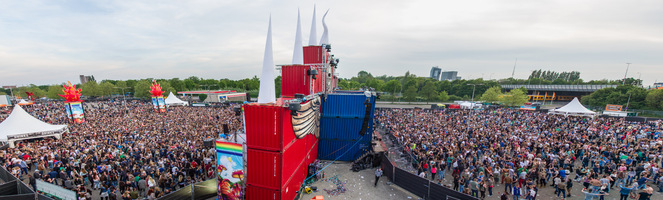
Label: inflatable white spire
xmin=257 ymin=16 xmax=276 ymax=103
xmin=308 ymin=5 xmax=317 ymax=46
xmin=319 ymin=9 xmax=329 ymax=45
xmin=292 ymin=9 xmax=304 ymax=65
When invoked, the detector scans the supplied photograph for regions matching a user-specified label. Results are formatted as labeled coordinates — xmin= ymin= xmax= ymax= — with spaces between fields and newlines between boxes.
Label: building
xmin=440 ymin=71 xmax=459 ymax=81
xmin=79 ymin=75 xmax=95 ymax=84
xmin=177 ymin=90 xmax=248 ymax=103
xmin=429 ymin=66 xmax=441 ymax=80
xmin=653 ymin=82 xmax=663 ymax=89
xmin=501 ymin=84 xmax=617 ymax=101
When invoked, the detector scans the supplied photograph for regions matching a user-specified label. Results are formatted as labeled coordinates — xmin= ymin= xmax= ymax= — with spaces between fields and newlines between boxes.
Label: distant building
xmin=79 ymin=75 xmax=95 ymax=84
xmin=653 ymin=82 xmax=663 ymax=90
xmin=429 ymin=67 xmax=441 ymax=80
xmin=440 ymin=71 xmax=459 ymax=81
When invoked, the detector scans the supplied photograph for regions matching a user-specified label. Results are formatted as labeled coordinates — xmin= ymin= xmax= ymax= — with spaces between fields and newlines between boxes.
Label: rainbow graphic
xmin=217 ymin=141 xmax=242 ymax=156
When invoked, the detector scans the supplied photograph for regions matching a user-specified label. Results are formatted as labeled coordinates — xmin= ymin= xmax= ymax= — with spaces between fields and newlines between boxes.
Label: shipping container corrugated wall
xmin=321 ymin=93 xmax=376 ymax=118
xmin=246 ymin=137 xmax=307 ymax=189
xmin=318 ymin=117 xmax=373 ymax=141
xmin=243 ymin=103 xmax=297 ymax=151
xmin=303 ymin=46 xmax=325 ymax=64
xmin=317 ymin=139 xmax=372 ymax=161
xmin=281 ymin=65 xmax=314 ymax=98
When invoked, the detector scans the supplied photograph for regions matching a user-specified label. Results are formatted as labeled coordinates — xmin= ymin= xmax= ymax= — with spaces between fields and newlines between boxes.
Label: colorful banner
xmin=216 ymin=141 xmax=244 ymax=200
xmin=69 ymin=102 xmax=85 ymax=123
xmin=157 ymin=96 xmax=166 ymax=112
xmin=152 ymin=97 xmax=158 ymax=111
xmin=606 ymin=104 xmax=623 ymax=111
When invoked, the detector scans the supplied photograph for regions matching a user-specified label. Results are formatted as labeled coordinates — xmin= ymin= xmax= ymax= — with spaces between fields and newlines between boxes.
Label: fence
xmin=157 ymin=179 xmax=217 ymax=200
xmin=381 ymin=153 xmax=478 ymax=200
xmin=0 ymin=166 xmax=36 ymax=200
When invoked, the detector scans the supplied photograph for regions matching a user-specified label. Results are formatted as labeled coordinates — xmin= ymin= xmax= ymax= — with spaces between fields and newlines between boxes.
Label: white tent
xmin=0 ymin=105 xmax=68 ymax=147
xmin=548 ymin=97 xmax=596 ymax=117
xmin=165 ymin=92 xmax=188 ymax=106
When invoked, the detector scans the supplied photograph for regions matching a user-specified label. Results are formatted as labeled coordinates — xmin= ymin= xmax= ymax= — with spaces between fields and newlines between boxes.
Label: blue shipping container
xmin=318 ymin=139 xmax=372 ymax=161
xmin=319 ymin=117 xmax=373 ymax=141
xmin=321 ymin=93 xmax=376 ymax=118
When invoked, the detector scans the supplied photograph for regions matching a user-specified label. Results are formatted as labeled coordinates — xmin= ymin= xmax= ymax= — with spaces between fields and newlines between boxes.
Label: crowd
xmin=0 ymin=100 xmax=241 ymax=199
xmin=377 ymin=108 xmax=662 ymax=200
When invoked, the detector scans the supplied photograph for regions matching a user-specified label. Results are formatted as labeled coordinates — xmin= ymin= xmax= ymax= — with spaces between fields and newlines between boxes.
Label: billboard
xmin=157 ymin=96 xmax=166 ymax=112
xmin=69 ymin=102 xmax=85 ymax=123
xmin=216 ymin=141 xmax=244 ymax=200
xmin=606 ymin=104 xmax=623 ymax=111
xmin=152 ymin=97 xmax=158 ymax=111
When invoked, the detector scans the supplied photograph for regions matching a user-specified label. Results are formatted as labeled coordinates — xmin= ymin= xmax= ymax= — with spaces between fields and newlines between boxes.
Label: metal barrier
xmin=157 ymin=179 xmax=217 ymax=200
xmin=0 ymin=166 xmax=36 ymax=199
xmin=380 ymin=153 xmax=478 ymax=200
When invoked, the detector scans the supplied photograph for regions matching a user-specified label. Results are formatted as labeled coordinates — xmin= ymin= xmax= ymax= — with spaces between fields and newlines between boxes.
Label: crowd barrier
xmin=157 ymin=179 xmax=217 ymax=200
xmin=0 ymin=166 xmax=36 ymax=200
xmin=381 ymin=153 xmax=479 ymax=200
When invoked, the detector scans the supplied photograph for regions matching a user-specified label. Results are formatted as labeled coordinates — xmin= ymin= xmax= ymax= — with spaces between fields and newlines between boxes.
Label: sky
xmin=1 ymin=0 xmax=662 ymax=86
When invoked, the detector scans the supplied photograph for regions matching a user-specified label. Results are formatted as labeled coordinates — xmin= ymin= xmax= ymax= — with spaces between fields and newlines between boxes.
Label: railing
xmin=0 ymin=166 xmax=36 ymax=199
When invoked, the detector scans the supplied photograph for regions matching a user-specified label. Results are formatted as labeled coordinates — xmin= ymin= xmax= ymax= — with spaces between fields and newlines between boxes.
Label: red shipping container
xmin=281 ymin=65 xmax=315 ymax=98
xmin=243 ymin=102 xmax=298 ymax=151
xmin=303 ymin=46 xmax=325 ymax=64
xmin=311 ymin=65 xmax=327 ymax=93
xmin=246 ymin=163 xmax=306 ymax=200
xmin=246 ymin=137 xmax=308 ymax=190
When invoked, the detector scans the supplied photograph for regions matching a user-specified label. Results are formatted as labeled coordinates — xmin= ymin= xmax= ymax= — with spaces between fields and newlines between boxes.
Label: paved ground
xmin=299 ymin=161 xmax=417 ymax=200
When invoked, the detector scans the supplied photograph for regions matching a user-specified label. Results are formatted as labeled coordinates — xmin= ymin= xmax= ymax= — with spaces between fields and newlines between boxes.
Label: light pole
xmin=625 ymin=92 xmax=632 ymax=112
xmin=467 ymin=84 xmax=484 ymax=102
xmin=114 ymin=87 xmax=130 ymax=102
xmin=623 ymin=63 xmax=631 ymax=85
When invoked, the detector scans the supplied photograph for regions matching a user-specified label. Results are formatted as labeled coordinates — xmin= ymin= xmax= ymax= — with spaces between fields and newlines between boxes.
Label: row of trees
xmin=2 ymin=69 xmax=659 ymax=111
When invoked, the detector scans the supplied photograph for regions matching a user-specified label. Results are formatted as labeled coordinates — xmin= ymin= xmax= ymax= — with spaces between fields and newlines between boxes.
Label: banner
xmin=152 ymin=97 xmax=158 ymax=111
xmin=216 ymin=141 xmax=244 ymax=200
xmin=606 ymin=104 xmax=623 ymax=111
xmin=158 ymin=96 xmax=166 ymax=112
xmin=69 ymin=102 xmax=85 ymax=123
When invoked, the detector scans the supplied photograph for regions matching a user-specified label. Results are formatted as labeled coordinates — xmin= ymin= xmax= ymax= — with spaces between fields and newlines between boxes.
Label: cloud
xmin=0 ymin=0 xmax=662 ymax=86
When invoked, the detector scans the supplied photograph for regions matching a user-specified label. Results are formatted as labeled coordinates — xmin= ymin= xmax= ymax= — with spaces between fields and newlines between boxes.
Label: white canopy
xmin=548 ymin=97 xmax=596 ymax=117
xmin=0 ymin=105 xmax=67 ymax=147
xmin=165 ymin=92 xmax=188 ymax=106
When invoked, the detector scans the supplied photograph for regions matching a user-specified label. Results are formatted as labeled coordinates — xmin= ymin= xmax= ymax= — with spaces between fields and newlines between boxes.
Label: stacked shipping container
xmin=243 ymin=99 xmax=318 ymax=200
xmin=317 ymin=93 xmax=377 ymax=161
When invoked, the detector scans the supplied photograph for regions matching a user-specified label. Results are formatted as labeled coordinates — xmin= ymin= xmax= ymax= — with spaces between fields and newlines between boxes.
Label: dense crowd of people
xmin=0 ymin=100 xmax=241 ymax=199
xmin=377 ymin=108 xmax=662 ymax=200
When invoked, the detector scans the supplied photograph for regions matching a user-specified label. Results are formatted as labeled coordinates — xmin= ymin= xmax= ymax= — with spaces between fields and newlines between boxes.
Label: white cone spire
xmin=292 ymin=9 xmax=304 ymax=65
xmin=308 ymin=5 xmax=317 ymax=46
xmin=258 ymin=16 xmax=276 ymax=103
xmin=319 ymin=9 xmax=330 ymax=45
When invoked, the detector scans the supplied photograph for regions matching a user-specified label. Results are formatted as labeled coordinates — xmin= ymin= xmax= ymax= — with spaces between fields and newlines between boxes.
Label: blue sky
xmin=1 ymin=0 xmax=662 ymax=86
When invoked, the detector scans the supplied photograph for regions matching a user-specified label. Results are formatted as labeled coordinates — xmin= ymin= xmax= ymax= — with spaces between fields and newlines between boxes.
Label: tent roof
xmin=550 ymin=97 xmax=596 ymax=115
xmin=0 ymin=105 xmax=67 ymax=141
xmin=165 ymin=92 xmax=188 ymax=105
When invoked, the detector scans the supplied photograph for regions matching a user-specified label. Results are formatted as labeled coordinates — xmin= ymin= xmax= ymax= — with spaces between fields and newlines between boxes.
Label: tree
xmin=420 ymin=81 xmax=438 ymax=102
xmin=645 ymin=89 xmax=663 ymax=109
xmin=46 ymin=85 xmax=64 ymax=99
xmin=403 ymin=85 xmax=417 ymax=101
xmin=480 ymin=86 xmax=502 ymax=103
xmin=439 ymin=91 xmax=449 ymax=102
xmin=501 ymin=88 xmax=528 ymax=106
xmin=383 ymin=80 xmax=402 ymax=95
xmin=98 ymin=82 xmax=115 ymax=97
xmin=133 ymin=80 xmax=152 ymax=99
xmin=81 ymin=81 xmax=100 ymax=97
xmin=199 ymin=94 xmax=208 ymax=102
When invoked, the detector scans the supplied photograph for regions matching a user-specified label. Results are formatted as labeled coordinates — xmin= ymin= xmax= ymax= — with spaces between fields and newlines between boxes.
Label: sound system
xmin=223 ymin=124 xmax=230 ymax=134
xmin=203 ymin=139 xmax=214 ymax=148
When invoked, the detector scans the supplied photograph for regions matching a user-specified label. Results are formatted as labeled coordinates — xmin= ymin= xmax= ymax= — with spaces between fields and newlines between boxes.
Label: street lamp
xmin=467 ymin=84 xmax=484 ymax=102
xmin=623 ymin=63 xmax=631 ymax=85
xmin=625 ymin=92 xmax=632 ymax=112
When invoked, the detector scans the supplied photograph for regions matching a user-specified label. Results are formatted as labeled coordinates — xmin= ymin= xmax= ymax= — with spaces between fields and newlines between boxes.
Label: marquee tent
xmin=548 ymin=97 xmax=596 ymax=117
xmin=165 ymin=92 xmax=188 ymax=106
xmin=0 ymin=105 xmax=68 ymax=147
xmin=17 ymin=99 xmax=33 ymax=106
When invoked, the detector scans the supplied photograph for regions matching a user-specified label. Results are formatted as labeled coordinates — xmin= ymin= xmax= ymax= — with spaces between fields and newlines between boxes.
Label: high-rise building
xmin=79 ymin=75 xmax=95 ymax=84
xmin=430 ymin=67 xmax=441 ymax=80
xmin=440 ymin=71 xmax=459 ymax=81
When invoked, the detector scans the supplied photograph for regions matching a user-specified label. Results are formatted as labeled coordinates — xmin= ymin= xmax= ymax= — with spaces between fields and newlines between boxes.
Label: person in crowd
xmin=0 ymin=101 xmax=241 ymax=199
